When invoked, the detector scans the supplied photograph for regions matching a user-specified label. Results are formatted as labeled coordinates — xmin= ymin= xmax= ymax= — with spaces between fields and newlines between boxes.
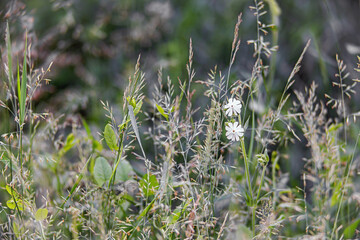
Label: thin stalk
xmin=247 ymin=0 xmax=262 ymax=165
xmin=252 ymin=164 xmax=267 ymax=237
xmin=8 ymin=138 xmax=23 ymax=220
xmin=28 ymin=120 xmax=39 ymax=176
xmin=28 ymin=101 xmax=33 ymax=175
xmin=19 ymin=126 xmax=24 ymax=191
xmin=248 ymin=94 xmax=256 ymax=162
xmin=8 ymin=137 xmax=13 ymax=185
xmin=240 ymin=139 xmax=253 ymax=199
xmin=51 ymin=155 xmax=91 ymax=222
xmin=6 ymin=22 xmax=17 ymax=113
xmin=338 ymin=56 xmax=347 ymax=143
xmin=330 ymin=133 xmax=360 ymax=239
xmin=272 ymin=155 xmax=279 ymax=207
xmin=239 ymin=113 xmax=255 ymax=234
xmin=256 ymin=165 xmax=267 ymax=202
xmin=252 ymin=206 xmax=256 ymax=237
xmin=224 ymin=52 xmax=235 ymax=100
xmin=267 ymin=1 xmax=280 ymax=93
xmin=106 ymin=125 xmax=127 ymax=230
xmin=303 ymin=173 xmax=309 ymax=234
xmin=108 ymin=129 xmax=126 ymax=189
xmin=240 ymin=138 xmax=254 ymax=235
xmin=6 ymin=22 xmax=13 ymax=90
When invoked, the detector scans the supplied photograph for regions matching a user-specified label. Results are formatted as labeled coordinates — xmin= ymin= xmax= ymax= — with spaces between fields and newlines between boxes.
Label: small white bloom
xmin=223 ymin=98 xmax=242 ymax=116
xmin=225 ymin=122 xmax=244 ymax=141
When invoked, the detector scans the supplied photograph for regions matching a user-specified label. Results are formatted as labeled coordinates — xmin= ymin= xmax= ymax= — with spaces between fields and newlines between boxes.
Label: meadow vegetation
xmin=0 ymin=0 xmax=360 ymax=239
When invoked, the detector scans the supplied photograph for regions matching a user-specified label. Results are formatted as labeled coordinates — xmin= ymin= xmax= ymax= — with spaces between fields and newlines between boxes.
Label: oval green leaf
xmin=115 ymin=159 xmax=134 ymax=182
xmin=7 ymin=199 xmax=24 ymax=211
xmin=35 ymin=208 xmax=48 ymax=221
xmin=93 ymin=157 xmax=112 ymax=186
xmin=104 ymin=124 xmax=118 ymax=151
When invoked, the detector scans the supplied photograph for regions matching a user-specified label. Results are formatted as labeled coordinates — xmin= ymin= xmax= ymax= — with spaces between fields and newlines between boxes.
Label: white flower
xmin=225 ymin=122 xmax=244 ymax=141
xmin=223 ymin=98 xmax=242 ymax=116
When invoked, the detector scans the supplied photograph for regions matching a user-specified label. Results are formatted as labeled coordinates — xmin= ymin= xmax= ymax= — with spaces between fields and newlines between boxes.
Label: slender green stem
xmin=338 ymin=61 xmax=347 ymax=144
xmin=267 ymin=17 xmax=279 ymax=95
xmin=108 ymin=138 xmax=125 ymax=189
xmin=272 ymin=155 xmax=279 ymax=207
xmin=256 ymin=165 xmax=267 ymax=202
xmin=8 ymin=137 xmax=13 ymax=185
xmin=240 ymin=139 xmax=253 ymax=199
xmin=51 ymin=156 xmax=91 ymax=224
xmin=19 ymin=126 xmax=24 ymax=202
xmin=248 ymin=95 xmax=256 ymax=163
xmin=19 ymin=126 xmax=23 ymax=179
xmin=252 ymin=164 xmax=267 ymax=237
xmin=106 ymin=129 xmax=126 ymax=230
xmin=239 ymin=112 xmax=255 ymax=235
xmin=252 ymin=206 xmax=256 ymax=237
xmin=240 ymin=138 xmax=254 ymax=235
xmin=330 ymin=133 xmax=360 ymax=239
xmin=8 ymin=138 xmax=23 ymax=219
xmin=28 ymin=101 xmax=34 ymax=176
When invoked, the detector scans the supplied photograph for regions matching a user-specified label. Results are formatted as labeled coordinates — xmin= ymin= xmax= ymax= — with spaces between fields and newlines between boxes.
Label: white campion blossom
xmin=225 ymin=122 xmax=244 ymax=141
xmin=223 ymin=98 xmax=242 ymax=116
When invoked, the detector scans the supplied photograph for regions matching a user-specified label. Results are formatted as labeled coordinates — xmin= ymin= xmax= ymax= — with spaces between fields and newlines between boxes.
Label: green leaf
xmin=63 ymin=133 xmax=75 ymax=151
xmin=82 ymin=118 xmax=92 ymax=136
xmin=82 ymin=118 xmax=103 ymax=151
xmin=169 ymin=207 xmax=182 ymax=224
xmin=169 ymin=199 xmax=190 ymax=224
xmin=118 ymin=200 xmax=131 ymax=219
xmin=344 ymin=218 xmax=360 ymax=239
xmin=104 ymin=124 xmax=118 ymax=151
xmin=327 ymin=123 xmax=343 ymax=134
xmin=127 ymin=97 xmax=136 ymax=108
xmin=133 ymin=99 xmax=143 ymax=116
xmin=35 ymin=208 xmax=48 ymax=221
xmin=118 ymin=98 xmax=143 ymax=132
xmin=17 ymin=65 xmax=21 ymax=114
xmin=93 ymin=157 xmax=112 ymax=186
xmin=128 ymin=105 xmax=146 ymax=159
xmin=137 ymin=198 xmax=155 ymax=220
xmin=19 ymin=32 xmax=28 ymax=126
xmin=93 ymin=140 xmax=103 ymax=152
xmin=156 ymin=103 xmax=168 ymax=120
xmin=331 ymin=182 xmax=341 ymax=207
xmin=139 ymin=174 xmax=159 ymax=197
xmin=58 ymin=133 xmax=77 ymax=157
xmin=6 ymin=185 xmax=20 ymax=199
xmin=115 ymin=159 xmax=134 ymax=182
xmin=118 ymin=119 xmax=130 ymax=131
xmin=7 ymin=199 xmax=24 ymax=211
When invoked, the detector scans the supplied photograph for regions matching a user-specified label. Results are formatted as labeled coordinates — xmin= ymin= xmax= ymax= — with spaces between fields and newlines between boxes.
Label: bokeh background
xmin=1 ymin=0 xmax=360 ymax=186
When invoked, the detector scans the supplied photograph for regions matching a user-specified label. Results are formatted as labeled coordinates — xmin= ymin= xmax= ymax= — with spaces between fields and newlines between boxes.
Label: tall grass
xmin=1 ymin=1 xmax=359 ymax=239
